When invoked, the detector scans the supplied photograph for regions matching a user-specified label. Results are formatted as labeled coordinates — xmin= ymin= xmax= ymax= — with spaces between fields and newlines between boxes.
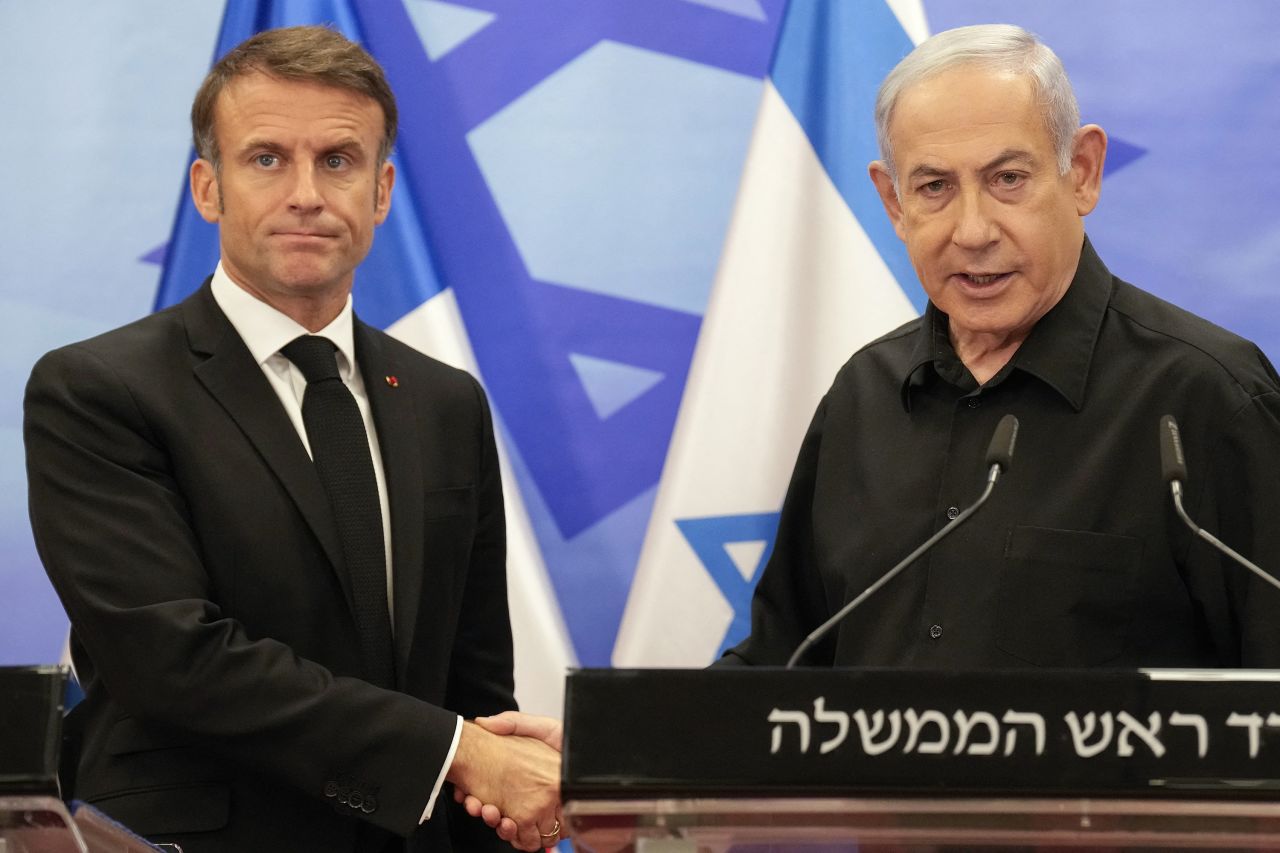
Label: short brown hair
xmin=191 ymin=25 xmax=398 ymax=169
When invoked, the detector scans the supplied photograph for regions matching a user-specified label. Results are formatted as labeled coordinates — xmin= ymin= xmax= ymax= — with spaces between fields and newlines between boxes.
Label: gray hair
xmin=875 ymin=24 xmax=1080 ymax=187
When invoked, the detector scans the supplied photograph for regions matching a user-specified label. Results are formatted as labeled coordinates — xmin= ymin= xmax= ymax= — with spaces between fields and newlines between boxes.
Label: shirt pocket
xmin=996 ymin=525 xmax=1142 ymax=666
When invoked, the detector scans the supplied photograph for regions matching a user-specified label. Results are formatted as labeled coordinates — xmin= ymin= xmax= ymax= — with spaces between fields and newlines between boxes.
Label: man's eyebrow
xmin=234 ymin=137 xmax=371 ymax=156
xmin=322 ymin=136 xmax=368 ymax=153
xmin=238 ymin=138 xmax=285 ymax=155
xmin=982 ymin=148 xmax=1038 ymax=171
xmin=317 ymin=137 xmax=374 ymax=163
xmin=906 ymin=149 xmax=1041 ymax=182
xmin=907 ymin=163 xmax=953 ymax=181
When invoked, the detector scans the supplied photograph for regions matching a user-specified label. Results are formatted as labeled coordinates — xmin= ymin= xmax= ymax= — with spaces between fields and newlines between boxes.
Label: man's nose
xmin=286 ymin=163 xmax=324 ymax=212
xmin=951 ymin=187 xmax=999 ymax=250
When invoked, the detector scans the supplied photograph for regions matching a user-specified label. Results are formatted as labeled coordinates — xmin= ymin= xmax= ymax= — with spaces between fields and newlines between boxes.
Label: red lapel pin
xmin=385 ymin=375 xmax=399 ymax=388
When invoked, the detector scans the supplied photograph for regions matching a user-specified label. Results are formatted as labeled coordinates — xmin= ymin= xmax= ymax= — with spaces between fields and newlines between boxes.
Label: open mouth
xmin=960 ymin=272 xmax=1011 ymax=286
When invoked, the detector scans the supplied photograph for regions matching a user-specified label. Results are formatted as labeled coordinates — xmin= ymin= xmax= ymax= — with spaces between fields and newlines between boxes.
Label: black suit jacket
xmin=24 ymin=281 xmax=518 ymax=852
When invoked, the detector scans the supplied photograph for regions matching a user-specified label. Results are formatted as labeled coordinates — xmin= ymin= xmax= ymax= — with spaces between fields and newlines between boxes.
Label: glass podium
xmin=1 ymin=667 xmax=84 ymax=852
xmin=562 ymin=668 xmax=1280 ymax=853
xmin=566 ymin=795 xmax=1280 ymax=851
xmin=0 ymin=667 xmax=166 ymax=853
xmin=0 ymin=796 xmax=88 ymax=853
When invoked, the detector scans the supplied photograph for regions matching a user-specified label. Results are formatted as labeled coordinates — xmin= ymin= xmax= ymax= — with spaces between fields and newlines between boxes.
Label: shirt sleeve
xmin=421 ymin=715 xmax=463 ymax=822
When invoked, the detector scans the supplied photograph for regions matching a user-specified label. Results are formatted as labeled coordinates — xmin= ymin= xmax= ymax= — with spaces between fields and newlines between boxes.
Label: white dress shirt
xmin=211 ymin=265 xmax=459 ymax=822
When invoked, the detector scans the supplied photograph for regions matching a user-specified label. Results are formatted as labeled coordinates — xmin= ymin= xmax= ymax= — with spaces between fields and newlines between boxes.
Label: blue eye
xmin=325 ymin=155 xmax=346 ymax=169
xmin=255 ymin=154 xmax=278 ymax=167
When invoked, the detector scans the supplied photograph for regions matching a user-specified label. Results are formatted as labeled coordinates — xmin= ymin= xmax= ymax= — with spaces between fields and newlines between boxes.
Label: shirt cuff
xmin=420 ymin=714 xmax=463 ymax=823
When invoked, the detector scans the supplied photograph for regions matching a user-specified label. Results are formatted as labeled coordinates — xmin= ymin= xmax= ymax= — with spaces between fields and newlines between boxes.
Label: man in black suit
xmin=24 ymin=26 xmax=559 ymax=853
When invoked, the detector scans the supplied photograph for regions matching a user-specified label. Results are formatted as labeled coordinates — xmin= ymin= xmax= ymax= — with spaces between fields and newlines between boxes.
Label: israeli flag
xmin=156 ymin=0 xmax=574 ymax=716
xmin=614 ymin=0 xmax=929 ymax=666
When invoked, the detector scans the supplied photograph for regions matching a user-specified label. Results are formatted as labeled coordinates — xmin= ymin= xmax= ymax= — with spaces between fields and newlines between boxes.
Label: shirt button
xmin=946 ymin=506 xmax=960 ymax=520
xmin=967 ymin=397 xmax=981 ymax=409
xmin=929 ymin=624 xmax=943 ymax=639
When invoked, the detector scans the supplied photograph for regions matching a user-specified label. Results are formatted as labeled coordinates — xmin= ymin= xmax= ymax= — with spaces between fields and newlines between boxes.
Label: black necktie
xmin=281 ymin=335 xmax=395 ymax=688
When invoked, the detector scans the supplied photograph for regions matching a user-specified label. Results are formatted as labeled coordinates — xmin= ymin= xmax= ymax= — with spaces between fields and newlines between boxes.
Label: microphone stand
xmin=786 ymin=463 xmax=1003 ymax=669
xmin=1168 ymin=479 xmax=1280 ymax=593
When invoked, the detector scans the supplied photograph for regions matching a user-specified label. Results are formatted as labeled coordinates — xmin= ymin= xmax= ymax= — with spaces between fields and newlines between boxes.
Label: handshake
xmin=446 ymin=712 xmax=566 ymax=851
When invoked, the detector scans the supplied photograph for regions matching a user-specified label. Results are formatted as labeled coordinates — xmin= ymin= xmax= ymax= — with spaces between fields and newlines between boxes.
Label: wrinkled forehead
xmin=212 ymin=72 xmax=386 ymax=144
xmin=217 ymin=71 xmax=381 ymax=117
xmin=888 ymin=68 xmax=1050 ymax=162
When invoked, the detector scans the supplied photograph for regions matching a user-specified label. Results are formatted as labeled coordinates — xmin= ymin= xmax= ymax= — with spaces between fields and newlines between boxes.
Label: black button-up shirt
xmin=727 ymin=239 xmax=1280 ymax=669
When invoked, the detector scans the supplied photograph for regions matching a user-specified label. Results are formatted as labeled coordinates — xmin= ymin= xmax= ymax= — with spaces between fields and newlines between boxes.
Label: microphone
xmin=1158 ymin=415 xmax=1280 ymax=592
xmin=785 ymin=414 xmax=1019 ymax=668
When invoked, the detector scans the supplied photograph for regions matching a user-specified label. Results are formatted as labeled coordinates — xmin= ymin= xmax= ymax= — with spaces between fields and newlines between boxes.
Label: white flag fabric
xmin=614 ymin=0 xmax=929 ymax=667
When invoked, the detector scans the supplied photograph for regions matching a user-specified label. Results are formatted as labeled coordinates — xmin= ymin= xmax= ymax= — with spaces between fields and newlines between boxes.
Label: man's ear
xmin=869 ymin=160 xmax=907 ymax=241
xmin=190 ymin=158 xmax=221 ymax=223
xmin=1070 ymin=124 xmax=1107 ymax=216
xmin=374 ymin=159 xmax=395 ymax=225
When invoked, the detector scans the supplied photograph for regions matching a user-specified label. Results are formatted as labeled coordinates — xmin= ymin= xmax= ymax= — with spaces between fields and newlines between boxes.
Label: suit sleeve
xmin=24 ymin=343 xmax=457 ymax=837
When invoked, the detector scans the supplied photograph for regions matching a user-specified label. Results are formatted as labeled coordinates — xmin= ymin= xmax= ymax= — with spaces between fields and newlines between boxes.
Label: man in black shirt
xmin=450 ymin=18 xmax=1280 ymax=835
xmin=449 ymin=20 xmax=1280 ymax=838
xmin=724 ymin=24 xmax=1280 ymax=668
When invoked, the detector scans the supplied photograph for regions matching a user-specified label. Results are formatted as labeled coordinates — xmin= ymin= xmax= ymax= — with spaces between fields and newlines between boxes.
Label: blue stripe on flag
xmin=770 ymin=0 xmax=926 ymax=311
xmin=675 ymin=512 xmax=781 ymax=657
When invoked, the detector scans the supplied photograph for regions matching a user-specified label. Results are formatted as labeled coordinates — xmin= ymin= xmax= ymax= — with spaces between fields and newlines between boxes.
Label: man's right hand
xmin=446 ymin=720 xmax=561 ymax=851
xmin=474 ymin=711 xmax=563 ymax=751
xmin=454 ymin=712 xmax=566 ymax=845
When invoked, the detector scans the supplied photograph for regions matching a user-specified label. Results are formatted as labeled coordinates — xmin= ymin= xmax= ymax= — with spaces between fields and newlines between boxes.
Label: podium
xmin=1 ymin=667 xmax=165 ymax=853
xmin=560 ymin=668 xmax=1280 ymax=851
xmin=0 ymin=666 xmax=85 ymax=852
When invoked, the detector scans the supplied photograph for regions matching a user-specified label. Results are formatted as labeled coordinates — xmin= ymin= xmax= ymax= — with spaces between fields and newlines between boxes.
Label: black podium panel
xmin=0 ymin=665 xmax=68 ymax=795
xmin=562 ymin=668 xmax=1280 ymax=801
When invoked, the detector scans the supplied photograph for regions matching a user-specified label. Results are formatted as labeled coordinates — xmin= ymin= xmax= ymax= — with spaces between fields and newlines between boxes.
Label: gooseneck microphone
xmin=1158 ymin=414 xmax=1280 ymax=592
xmin=785 ymin=414 xmax=1020 ymax=668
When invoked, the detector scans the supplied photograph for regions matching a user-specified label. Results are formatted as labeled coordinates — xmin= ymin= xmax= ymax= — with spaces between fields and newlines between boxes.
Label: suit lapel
xmin=354 ymin=322 xmax=426 ymax=683
xmin=182 ymin=283 xmax=351 ymax=603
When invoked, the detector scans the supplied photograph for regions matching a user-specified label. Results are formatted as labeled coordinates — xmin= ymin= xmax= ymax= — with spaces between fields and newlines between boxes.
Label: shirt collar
xmin=898 ymin=236 xmax=1113 ymax=412
xmin=1005 ymin=237 xmax=1112 ymax=411
xmin=898 ymin=304 xmax=959 ymax=411
xmin=210 ymin=263 xmax=358 ymax=378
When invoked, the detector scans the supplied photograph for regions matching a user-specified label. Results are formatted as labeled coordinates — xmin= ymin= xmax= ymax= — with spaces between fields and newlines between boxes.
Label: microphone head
xmin=985 ymin=414 xmax=1019 ymax=470
xmin=1159 ymin=414 xmax=1188 ymax=484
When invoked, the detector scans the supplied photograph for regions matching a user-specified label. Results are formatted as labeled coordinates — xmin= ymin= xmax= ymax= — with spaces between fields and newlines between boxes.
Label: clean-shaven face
xmin=192 ymin=72 xmax=394 ymax=315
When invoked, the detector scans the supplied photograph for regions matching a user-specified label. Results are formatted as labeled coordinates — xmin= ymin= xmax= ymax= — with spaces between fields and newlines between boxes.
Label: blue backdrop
xmin=3 ymin=0 xmax=1279 ymax=673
